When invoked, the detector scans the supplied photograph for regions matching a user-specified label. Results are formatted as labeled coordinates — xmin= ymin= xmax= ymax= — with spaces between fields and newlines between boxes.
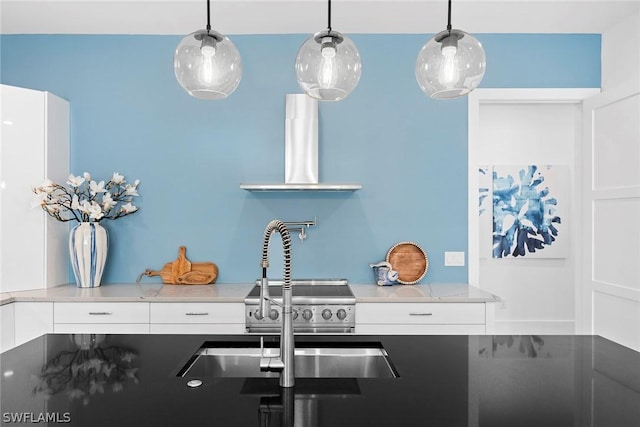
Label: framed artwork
xmin=489 ymin=164 xmax=569 ymax=259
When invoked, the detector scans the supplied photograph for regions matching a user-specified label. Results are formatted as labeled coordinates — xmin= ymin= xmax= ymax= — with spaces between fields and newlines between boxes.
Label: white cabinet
xmin=1 ymin=303 xmax=15 ymax=352
xmin=14 ymin=302 xmax=53 ymax=346
xmin=3 ymin=300 xmax=247 ymax=346
xmin=356 ymin=302 xmax=488 ymax=335
xmin=0 ymin=84 xmax=69 ymax=293
xmin=53 ymin=302 xmax=150 ymax=334
xmin=150 ymin=302 xmax=245 ymax=334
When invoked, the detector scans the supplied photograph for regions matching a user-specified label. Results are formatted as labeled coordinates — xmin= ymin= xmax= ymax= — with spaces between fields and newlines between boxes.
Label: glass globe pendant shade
xmin=174 ymin=29 xmax=242 ymax=100
xmin=415 ymin=29 xmax=486 ymax=99
xmin=295 ymin=30 xmax=362 ymax=101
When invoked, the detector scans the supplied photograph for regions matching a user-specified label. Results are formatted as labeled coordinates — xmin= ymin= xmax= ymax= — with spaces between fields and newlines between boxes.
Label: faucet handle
xmin=259 ymin=336 xmax=284 ymax=372
xmin=258 ymin=277 xmax=271 ymax=318
xmin=259 ymin=336 xmax=269 ymax=370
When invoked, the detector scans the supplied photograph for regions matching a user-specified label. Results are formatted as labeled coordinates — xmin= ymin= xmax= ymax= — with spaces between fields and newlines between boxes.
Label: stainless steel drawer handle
xmin=186 ymin=312 xmax=209 ymax=316
xmin=409 ymin=313 xmax=433 ymax=316
xmin=88 ymin=312 xmax=112 ymax=315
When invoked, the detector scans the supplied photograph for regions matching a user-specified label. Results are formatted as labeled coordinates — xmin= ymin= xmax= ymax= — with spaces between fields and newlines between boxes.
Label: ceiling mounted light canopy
xmin=415 ymin=0 xmax=486 ymax=99
xmin=295 ymin=0 xmax=361 ymax=101
xmin=174 ymin=0 xmax=242 ymax=100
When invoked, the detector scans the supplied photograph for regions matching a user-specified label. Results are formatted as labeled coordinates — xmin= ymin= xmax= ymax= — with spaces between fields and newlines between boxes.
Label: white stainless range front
xmin=244 ymin=279 xmax=355 ymax=334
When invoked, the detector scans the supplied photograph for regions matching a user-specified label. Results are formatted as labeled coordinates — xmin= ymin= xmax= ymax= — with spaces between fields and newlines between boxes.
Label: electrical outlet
xmin=444 ymin=251 xmax=465 ymax=266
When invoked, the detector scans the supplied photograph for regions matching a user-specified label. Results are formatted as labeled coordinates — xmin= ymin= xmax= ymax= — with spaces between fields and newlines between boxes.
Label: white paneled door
xmin=581 ymin=81 xmax=640 ymax=351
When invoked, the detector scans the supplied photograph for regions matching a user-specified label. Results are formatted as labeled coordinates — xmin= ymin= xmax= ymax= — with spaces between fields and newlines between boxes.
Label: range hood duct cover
xmin=239 ymin=94 xmax=361 ymax=192
xmin=285 ymin=94 xmax=318 ymax=184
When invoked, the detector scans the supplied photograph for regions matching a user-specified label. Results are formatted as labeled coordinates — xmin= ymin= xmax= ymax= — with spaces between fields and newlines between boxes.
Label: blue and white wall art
xmin=491 ymin=165 xmax=568 ymax=259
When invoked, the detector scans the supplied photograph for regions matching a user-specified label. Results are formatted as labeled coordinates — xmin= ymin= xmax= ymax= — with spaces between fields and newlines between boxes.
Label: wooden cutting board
xmin=143 ymin=246 xmax=218 ymax=285
xmin=171 ymin=246 xmax=192 ymax=281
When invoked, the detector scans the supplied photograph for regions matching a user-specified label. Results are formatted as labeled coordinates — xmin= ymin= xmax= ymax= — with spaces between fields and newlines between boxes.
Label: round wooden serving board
xmin=386 ymin=242 xmax=428 ymax=285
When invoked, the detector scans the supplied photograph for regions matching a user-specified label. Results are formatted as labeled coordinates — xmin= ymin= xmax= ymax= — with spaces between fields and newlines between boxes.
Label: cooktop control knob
xmin=254 ymin=310 xmax=264 ymax=320
xmin=322 ymin=309 xmax=332 ymax=320
xmin=269 ymin=309 xmax=279 ymax=320
xmin=336 ymin=309 xmax=347 ymax=320
xmin=302 ymin=309 xmax=313 ymax=321
xmin=293 ymin=310 xmax=299 ymax=320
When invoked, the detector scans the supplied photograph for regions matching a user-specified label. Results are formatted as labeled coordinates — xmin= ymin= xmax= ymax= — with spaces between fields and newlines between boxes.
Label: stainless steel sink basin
xmin=177 ymin=342 xmax=399 ymax=379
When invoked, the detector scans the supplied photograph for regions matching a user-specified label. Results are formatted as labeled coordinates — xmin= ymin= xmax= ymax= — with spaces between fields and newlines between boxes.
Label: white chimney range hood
xmin=240 ymin=94 xmax=362 ymax=192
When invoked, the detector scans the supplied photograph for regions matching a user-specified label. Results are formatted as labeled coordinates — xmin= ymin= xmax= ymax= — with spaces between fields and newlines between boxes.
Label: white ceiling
xmin=1 ymin=0 xmax=639 ymax=35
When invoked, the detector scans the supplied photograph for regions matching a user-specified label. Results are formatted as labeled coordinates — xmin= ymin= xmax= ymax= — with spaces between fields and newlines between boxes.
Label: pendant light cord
xmin=327 ymin=0 xmax=332 ymax=33
xmin=446 ymin=0 xmax=452 ymax=32
xmin=206 ymin=0 xmax=211 ymax=32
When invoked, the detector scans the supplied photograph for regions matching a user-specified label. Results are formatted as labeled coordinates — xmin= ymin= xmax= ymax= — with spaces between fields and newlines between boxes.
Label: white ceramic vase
xmin=70 ymin=333 xmax=106 ymax=350
xmin=69 ymin=222 xmax=108 ymax=288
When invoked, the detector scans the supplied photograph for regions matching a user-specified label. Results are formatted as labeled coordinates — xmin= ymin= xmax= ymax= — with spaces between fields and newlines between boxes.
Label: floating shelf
xmin=240 ymin=183 xmax=362 ymax=192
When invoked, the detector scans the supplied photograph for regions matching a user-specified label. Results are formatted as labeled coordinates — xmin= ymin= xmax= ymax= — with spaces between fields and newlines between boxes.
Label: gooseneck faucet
xmin=257 ymin=220 xmax=295 ymax=388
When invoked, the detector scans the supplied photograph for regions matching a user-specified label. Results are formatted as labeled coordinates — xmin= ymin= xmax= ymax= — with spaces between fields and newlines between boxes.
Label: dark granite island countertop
xmin=1 ymin=334 xmax=639 ymax=426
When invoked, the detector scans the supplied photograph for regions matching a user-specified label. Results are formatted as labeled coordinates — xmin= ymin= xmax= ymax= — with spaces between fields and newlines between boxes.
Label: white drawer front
xmin=356 ymin=324 xmax=486 ymax=335
xmin=150 ymin=324 xmax=245 ymax=334
xmin=54 ymin=302 xmax=149 ymax=324
xmin=357 ymin=303 xmax=485 ymax=325
xmin=54 ymin=323 xmax=150 ymax=334
xmin=150 ymin=303 xmax=244 ymax=324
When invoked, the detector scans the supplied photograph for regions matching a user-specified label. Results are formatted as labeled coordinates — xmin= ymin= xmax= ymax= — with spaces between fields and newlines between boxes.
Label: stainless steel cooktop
xmin=244 ymin=279 xmax=355 ymax=334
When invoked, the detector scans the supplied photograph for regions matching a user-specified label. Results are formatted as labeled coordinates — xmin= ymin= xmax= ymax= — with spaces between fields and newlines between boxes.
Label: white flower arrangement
xmin=32 ymin=172 xmax=140 ymax=223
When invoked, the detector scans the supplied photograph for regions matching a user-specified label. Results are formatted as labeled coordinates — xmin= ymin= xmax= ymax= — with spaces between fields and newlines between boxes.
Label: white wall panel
xmin=602 ymin=11 xmax=640 ymax=91
xmin=479 ymin=103 xmax=578 ymax=164
xmin=593 ymin=292 xmax=640 ymax=351
xmin=593 ymin=199 xmax=640 ymax=289
xmin=582 ymin=82 xmax=640 ymax=349
xmin=593 ymin=93 xmax=640 ymax=190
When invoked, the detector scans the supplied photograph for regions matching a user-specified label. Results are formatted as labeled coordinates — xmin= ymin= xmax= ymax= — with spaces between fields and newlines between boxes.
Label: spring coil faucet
xmin=258 ymin=220 xmax=295 ymax=388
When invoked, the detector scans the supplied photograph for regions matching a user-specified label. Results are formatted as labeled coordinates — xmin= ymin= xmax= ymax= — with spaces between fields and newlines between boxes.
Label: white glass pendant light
xmin=415 ymin=0 xmax=486 ymax=99
xmin=295 ymin=0 xmax=361 ymax=101
xmin=174 ymin=0 xmax=242 ymax=100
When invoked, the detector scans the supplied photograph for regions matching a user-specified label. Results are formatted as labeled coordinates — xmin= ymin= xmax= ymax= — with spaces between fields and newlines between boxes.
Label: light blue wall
xmin=0 ymin=34 xmax=600 ymax=284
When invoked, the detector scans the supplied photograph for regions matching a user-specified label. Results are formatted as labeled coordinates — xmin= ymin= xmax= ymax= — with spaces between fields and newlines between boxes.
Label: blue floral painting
xmin=492 ymin=165 xmax=568 ymax=258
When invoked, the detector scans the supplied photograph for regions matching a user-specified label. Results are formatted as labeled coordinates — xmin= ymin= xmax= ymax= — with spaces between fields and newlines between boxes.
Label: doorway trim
xmin=467 ymin=88 xmax=600 ymax=333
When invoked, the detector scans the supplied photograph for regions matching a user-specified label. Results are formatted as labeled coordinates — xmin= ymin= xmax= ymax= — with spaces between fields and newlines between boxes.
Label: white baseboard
xmin=493 ymin=320 xmax=576 ymax=335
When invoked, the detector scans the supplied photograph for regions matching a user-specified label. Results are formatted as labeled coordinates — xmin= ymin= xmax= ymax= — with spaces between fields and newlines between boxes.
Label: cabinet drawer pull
xmin=88 ymin=312 xmax=112 ymax=315
xmin=186 ymin=312 xmax=209 ymax=316
xmin=409 ymin=313 xmax=433 ymax=316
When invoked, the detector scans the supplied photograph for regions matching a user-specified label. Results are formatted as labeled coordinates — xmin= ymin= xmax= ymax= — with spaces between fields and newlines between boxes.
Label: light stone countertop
xmin=0 ymin=282 xmax=499 ymax=305
xmin=2 ymin=282 xmax=162 ymax=303
xmin=0 ymin=283 xmax=254 ymax=305
xmin=349 ymin=282 xmax=500 ymax=303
